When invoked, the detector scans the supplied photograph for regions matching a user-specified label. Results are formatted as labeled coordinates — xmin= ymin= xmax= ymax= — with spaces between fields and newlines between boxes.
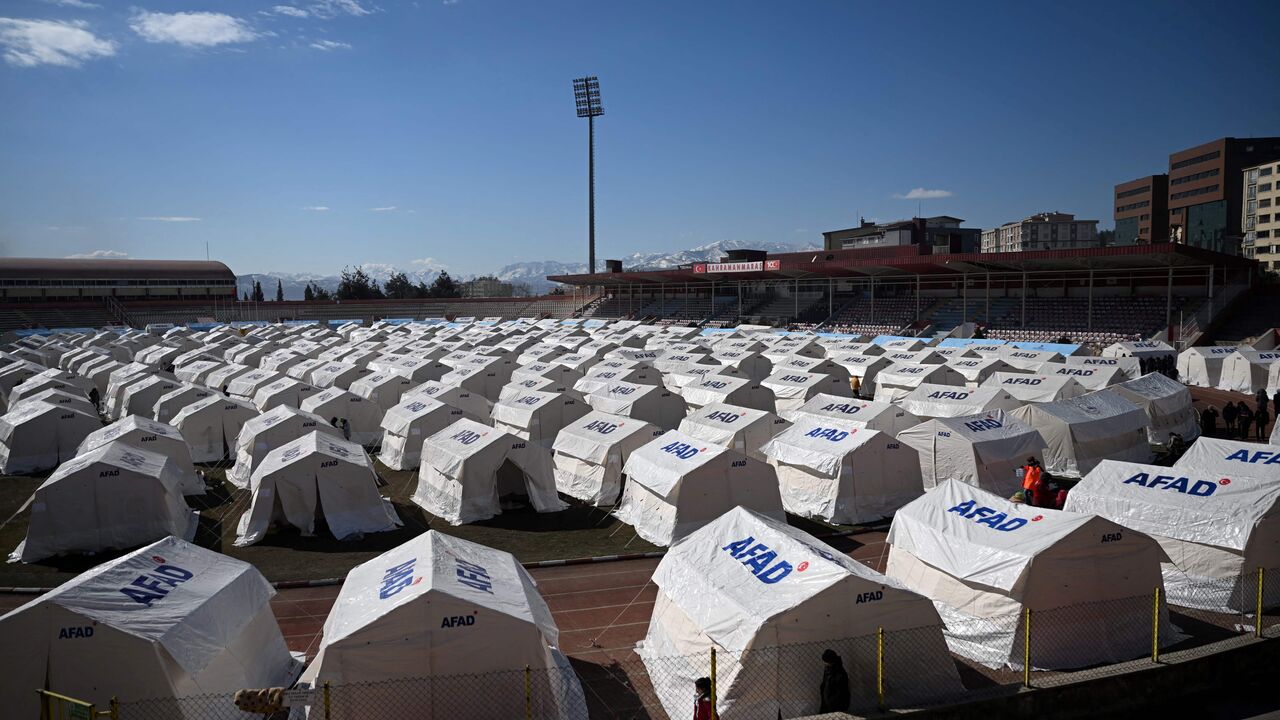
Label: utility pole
xmin=572 ymin=76 xmax=604 ymax=274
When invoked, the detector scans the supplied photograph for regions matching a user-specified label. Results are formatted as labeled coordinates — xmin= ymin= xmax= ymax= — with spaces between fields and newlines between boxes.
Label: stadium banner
xmin=693 ymin=260 xmax=781 ymax=273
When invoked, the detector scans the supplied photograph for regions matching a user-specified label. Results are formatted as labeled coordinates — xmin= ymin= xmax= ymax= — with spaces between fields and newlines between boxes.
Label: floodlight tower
xmin=573 ymin=75 xmax=604 ymax=275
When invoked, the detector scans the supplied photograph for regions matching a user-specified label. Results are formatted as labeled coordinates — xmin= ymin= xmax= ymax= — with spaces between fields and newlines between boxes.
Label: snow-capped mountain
xmin=239 ymin=240 xmax=818 ymax=298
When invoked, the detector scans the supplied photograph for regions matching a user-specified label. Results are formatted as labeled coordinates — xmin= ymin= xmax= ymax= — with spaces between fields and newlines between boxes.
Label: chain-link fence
xmin=51 ymin=566 xmax=1280 ymax=720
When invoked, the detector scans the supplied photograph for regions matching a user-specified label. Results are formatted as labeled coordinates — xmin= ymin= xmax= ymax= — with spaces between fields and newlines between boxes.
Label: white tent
xmin=897 ymin=410 xmax=1047 ymax=496
xmin=998 ymin=348 xmax=1064 ymax=371
xmin=0 ymin=537 xmax=301 ymax=719
xmin=404 ymin=380 xmax=493 ymax=423
xmin=413 ymin=418 xmax=566 ymax=525
xmin=947 ymin=357 xmax=1022 ymax=387
xmin=252 ymin=377 xmax=320 ymax=412
xmin=762 ymin=419 xmax=922 ymax=524
xmin=1112 ymin=372 xmax=1199 ymax=446
xmin=872 ymin=363 xmax=966 ymax=404
xmin=153 ymin=383 xmax=216 ymax=424
xmin=586 ymin=380 xmax=688 ymax=430
xmin=171 ymin=395 xmax=258 ymax=463
xmin=309 ymin=360 xmax=372 ymax=389
xmin=1062 ymin=354 xmax=1142 ymax=380
xmin=378 ymin=395 xmax=469 ymax=470
xmin=226 ymin=368 xmax=284 ymax=402
xmin=1177 ymin=345 xmax=1240 ymax=388
xmin=499 ymin=375 xmax=582 ymax=404
xmin=828 ymin=353 xmax=892 ymax=395
xmin=1103 ymin=340 xmax=1175 ymax=362
xmin=781 ymin=394 xmax=921 ymax=436
xmin=615 ymin=430 xmax=784 ymax=546
xmin=491 ymin=389 xmax=589 ymax=449
xmin=1035 ymin=362 xmax=1127 ymax=390
xmin=118 ymin=375 xmax=183 ymax=419
xmin=1010 ymin=390 xmax=1150 ymax=478
xmin=881 ymin=349 xmax=946 ymax=366
xmin=11 ymin=441 xmax=198 ymax=563
xmin=78 ymin=415 xmax=203 ymax=495
xmin=982 ymin=372 xmax=1087 ymax=403
xmin=709 ymin=349 xmax=774 ymax=381
xmin=84 ymin=359 xmax=124 ymax=396
xmin=886 ymin=480 xmax=1172 ymax=670
xmin=552 ymin=411 xmax=663 ymax=506
xmin=227 ymin=405 xmax=341 ymax=489
xmin=9 ymin=368 xmax=92 ymax=407
xmin=1174 ymin=436 xmax=1280 ymax=481
xmin=679 ymin=374 xmax=774 ymax=412
xmin=301 ymin=387 xmax=383 ymax=445
xmin=104 ymin=365 xmax=154 ymax=419
xmin=0 ymin=361 xmax=43 ymax=410
xmin=900 ymin=384 xmax=1022 ymax=420
xmin=639 ymin=507 xmax=960 ymax=719
xmin=1066 ymin=459 xmax=1280 ymax=613
xmin=203 ymin=362 xmax=252 ymax=393
xmin=760 ymin=370 xmax=852 ymax=415
xmin=677 ymin=402 xmax=789 ymax=462
xmin=1217 ymin=350 xmax=1280 ymax=393
xmin=16 ymin=388 xmax=96 ymax=416
xmin=0 ymin=400 xmax=100 ymax=474
xmin=299 ymin=531 xmax=585 ymax=720
xmin=348 ymin=371 xmax=413 ymax=414
xmin=235 ymin=431 xmax=400 ymax=546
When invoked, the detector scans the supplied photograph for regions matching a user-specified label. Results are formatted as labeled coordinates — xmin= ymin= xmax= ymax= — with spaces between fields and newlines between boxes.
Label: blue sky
xmin=2 ymin=0 xmax=1278 ymax=276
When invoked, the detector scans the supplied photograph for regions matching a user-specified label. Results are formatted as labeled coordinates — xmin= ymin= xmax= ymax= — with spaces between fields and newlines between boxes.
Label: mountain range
xmin=237 ymin=239 xmax=819 ymax=299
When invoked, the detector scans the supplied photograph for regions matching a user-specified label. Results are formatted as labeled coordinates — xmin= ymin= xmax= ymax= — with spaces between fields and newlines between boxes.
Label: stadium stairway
xmin=1199 ymin=283 xmax=1280 ymax=345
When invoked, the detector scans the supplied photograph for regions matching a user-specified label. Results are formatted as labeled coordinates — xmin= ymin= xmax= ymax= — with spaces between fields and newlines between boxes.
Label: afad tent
xmin=586 ymin=380 xmax=688 ymax=430
xmin=679 ymin=374 xmax=775 ymax=412
xmin=762 ymin=419 xmax=922 ymax=524
xmin=227 ymin=405 xmax=341 ymax=489
xmin=171 ymin=395 xmax=258 ymax=463
xmin=639 ymin=507 xmax=960 ymax=719
xmin=897 ymin=410 xmax=1047 ymax=496
xmin=0 ymin=400 xmax=100 ymax=475
xmin=1065 ymin=459 xmax=1280 ymax=613
xmin=1009 ymin=390 xmax=1150 ymax=478
xmin=947 ymin=357 xmax=1022 ymax=387
xmin=827 ymin=353 xmax=892 ymax=396
xmin=11 ymin=442 xmax=197 ymax=563
xmin=404 ymin=380 xmax=493 ymax=423
xmin=677 ymin=402 xmax=790 ymax=462
xmin=378 ymin=395 xmax=468 ymax=470
xmin=491 ymin=389 xmax=590 ymax=449
xmin=301 ymin=388 xmax=383 ymax=445
xmin=899 ymin=384 xmax=1022 ymax=420
xmin=0 ymin=537 xmax=301 ymax=720
xmin=760 ymin=370 xmax=853 ymax=415
xmin=118 ymin=375 xmax=182 ymax=419
xmin=1112 ymin=372 xmax=1199 ymax=447
xmin=299 ymin=531 xmax=585 ymax=720
xmin=781 ymin=394 xmax=921 ymax=436
xmin=413 ymin=418 xmax=566 ymax=525
xmin=1175 ymin=436 xmax=1280 ymax=481
xmin=153 ymin=383 xmax=216 ymax=424
xmin=235 ymin=432 xmax=401 ymax=546
xmin=981 ymin=372 xmax=1087 ymax=404
xmin=1102 ymin=340 xmax=1176 ymax=363
xmin=886 ymin=480 xmax=1172 ymax=670
xmin=252 ymin=377 xmax=319 ymax=413
xmin=615 ymin=430 xmax=784 ymax=546
xmin=348 ymin=372 xmax=414 ymax=415
xmin=1062 ymin=354 xmax=1142 ymax=380
xmin=552 ymin=411 xmax=663 ymax=506
xmin=872 ymin=363 xmax=966 ymax=404
xmin=1035 ymin=363 xmax=1127 ymax=391
xmin=78 ymin=415 xmax=203 ymax=495
xmin=1217 ymin=350 xmax=1280 ymax=393
xmin=1177 ymin=345 xmax=1240 ymax=388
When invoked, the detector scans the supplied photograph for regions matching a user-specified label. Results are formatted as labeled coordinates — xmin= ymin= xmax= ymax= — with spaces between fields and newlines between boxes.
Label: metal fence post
xmin=876 ymin=627 xmax=885 ymax=711
xmin=1152 ymin=586 xmax=1161 ymax=663
xmin=1022 ymin=607 xmax=1032 ymax=688
xmin=108 ymin=696 xmax=119 ymax=720
xmin=524 ymin=665 xmax=532 ymax=720
xmin=323 ymin=680 xmax=331 ymax=720
xmin=1257 ymin=567 xmax=1265 ymax=639
xmin=710 ymin=647 xmax=718 ymax=720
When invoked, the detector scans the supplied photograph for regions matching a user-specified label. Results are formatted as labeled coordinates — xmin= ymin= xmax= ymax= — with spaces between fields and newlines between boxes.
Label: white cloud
xmin=369 ymin=206 xmax=397 ymax=212
xmin=309 ymin=0 xmax=374 ymax=18
xmin=892 ymin=187 xmax=954 ymax=200
xmin=310 ymin=39 xmax=351 ymax=51
xmin=41 ymin=0 xmax=102 ymax=8
xmin=66 ymin=249 xmax=128 ymax=259
xmin=46 ymin=225 xmax=85 ymax=231
xmin=129 ymin=11 xmax=258 ymax=48
xmin=411 ymin=257 xmax=446 ymax=268
xmin=302 ymin=205 xmax=330 ymax=211
xmin=0 ymin=18 xmax=116 ymax=68
xmin=268 ymin=5 xmax=309 ymax=17
xmin=138 ymin=216 xmax=201 ymax=222
xmin=441 ymin=0 xmax=459 ymax=5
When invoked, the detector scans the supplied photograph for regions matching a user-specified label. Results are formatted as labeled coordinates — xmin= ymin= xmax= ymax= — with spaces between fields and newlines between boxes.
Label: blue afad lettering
xmin=585 ymin=420 xmax=617 ymax=434
xmin=720 ymin=537 xmax=793 ymax=584
xmin=946 ymin=500 xmax=1027 ymax=531
xmin=661 ymin=441 xmax=699 ymax=459
xmin=707 ymin=411 xmax=740 ymax=424
xmin=821 ymin=403 xmax=860 ymax=414
xmin=58 ymin=626 xmax=94 ymax=639
xmin=1226 ymin=449 xmax=1280 ymax=466
xmin=118 ymin=564 xmax=195 ymax=607
xmin=963 ymin=418 xmax=1002 ymax=432
xmin=855 ymin=591 xmax=883 ymax=604
xmin=1123 ymin=472 xmax=1217 ymax=496
xmin=805 ymin=427 xmax=848 ymax=442
xmin=928 ymin=391 xmax=969 ymax=400
xmin=441 ymin=615 xmax=477 ymax=628
xmin=780 ymin=374 xmax=809 ymax=383
xmin=456 ymin=559 xmax=494 ymax=594
xmin=1003 ymin=378 xmax=1041 ymax=385
xmin=452 ymin=430 xmax=482 ymax=445
xmin=379 ymin=558 xmax=417 ymax=600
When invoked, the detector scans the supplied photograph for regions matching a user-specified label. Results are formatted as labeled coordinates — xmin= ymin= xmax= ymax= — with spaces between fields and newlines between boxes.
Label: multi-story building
xmin=822 ymin=216 xmax=981 ymax=253
xmin=460 ymin=276 xmax=514 ymax=298
xmin=1243 ymin=159 xmax=1280 ymax=271
xmin=1113 ymin=175 xmax=1168 ymax=245
xmin=1166 ymin=137 xmax=1280 ymax=255
xmin=980 ymin=212 xmax=1099 ymax=253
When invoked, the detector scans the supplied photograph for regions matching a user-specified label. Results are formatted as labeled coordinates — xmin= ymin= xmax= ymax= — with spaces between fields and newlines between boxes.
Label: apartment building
xmin=1243 ymin=159 xmax=1280 ymax=271
xmin=1113 ymin=175 xmax=1168 ymax=245
xmin=980 ymin=212 xmax=1099 ymax=253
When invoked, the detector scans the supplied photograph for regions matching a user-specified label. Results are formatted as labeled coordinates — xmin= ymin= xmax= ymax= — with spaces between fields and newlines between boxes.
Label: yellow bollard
xmin=876 ymin=627 xmax=885 ymax=711
xmin=1257 ymin=567 xmax=1265 ymax=639
xmin=1022 ymin=607 xmax=1032 ymax=688
xmin=1152 ymin=586 xmax=1161 ymax=663
xmin=323 ymin=680 xmax=331 ymax=720
xmin=524 ymin=665 xmax=532 ymax=720
xmin=710 ymin=647 xmax=718 ymax=720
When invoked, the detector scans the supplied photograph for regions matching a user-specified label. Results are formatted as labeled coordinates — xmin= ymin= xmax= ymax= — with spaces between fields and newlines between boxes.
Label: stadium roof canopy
xmin=0 ymin=258 xmax=234 ymax=281
xmin=549 ymin=243 xmax=1248 ymax=287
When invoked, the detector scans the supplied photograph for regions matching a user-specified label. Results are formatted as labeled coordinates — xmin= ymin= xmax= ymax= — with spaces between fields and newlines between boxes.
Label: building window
xmin=1170 ymin=184 xmax=1220 ymax=200
xmin=1263 ymin=199 xmax=1273 ymax=208
xmin=1260 ymin=230 xmax=1272 ymax=238
xmin=1261 ymin=183 xmax=1273 ymax=192
xmin=1171 ymin=150 xmax=1221 ymax=170
xmin=1262 ymin=167 xmax=1274 ymax=176
xmin=1170 ymin=168 xmax=1220 ymax=185
xmin=1116 ymin=185 xmax=1151 ymax=199
xmin=1248 ymin=200 xmax=1258 ymax=214
xmin=1261 ymin=215 xmax=1273 ymax=223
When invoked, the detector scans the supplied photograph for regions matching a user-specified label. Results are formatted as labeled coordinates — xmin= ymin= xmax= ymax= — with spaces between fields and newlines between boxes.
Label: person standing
xmin=1237 ymin=402 xmax=1254 ymax=441
xmin=1021 ymin=457 xmax=1044 ymax=507
xmin=1257 ymin=405 xmax=1271 ymax=441
xmin=1257 ymin=389 xmax=1269 ymax=416
xmin=692 ymin=677 xmax=713 ymax=720
xmin=1223 ymin=402 xmax=1238 ymax=439
xmin=819 ymin=649 xmax=851 ymax=714
xmin=850 ymin=375 xmax=861 ymax=398
xmin=1200 ymin=404 xmax=1218 ymax=438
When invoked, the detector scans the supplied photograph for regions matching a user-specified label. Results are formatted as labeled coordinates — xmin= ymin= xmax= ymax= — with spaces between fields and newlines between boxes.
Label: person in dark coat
xmin=819 ymin=649 xmax=851 ymax=714
xmin=1223 ymin=402 xmax=1238 ymax=438
xmin=1200 ymin=405 xmax=1218 ymax=438
xmin=1237 ymin=402 xmax=1254 ymax=440
xmin=1258 ymin=406 xmax=1271 ymax=441
xmin=1257 ymin=389 xmax=1270 ymax=415
xmin=1274 ymin=390 xmax=1280 ymax=420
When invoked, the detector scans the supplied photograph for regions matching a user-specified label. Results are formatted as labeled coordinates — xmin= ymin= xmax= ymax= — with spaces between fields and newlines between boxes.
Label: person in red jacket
xmin=693 ymin=677 xmax=713 ymax=720
xmin=1021 ymin=457 xmax=1044 ymax=507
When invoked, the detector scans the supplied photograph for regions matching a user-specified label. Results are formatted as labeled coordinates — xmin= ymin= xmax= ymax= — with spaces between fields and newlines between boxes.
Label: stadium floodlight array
xmin=572 ymin=75 xmax=603 ymax=275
